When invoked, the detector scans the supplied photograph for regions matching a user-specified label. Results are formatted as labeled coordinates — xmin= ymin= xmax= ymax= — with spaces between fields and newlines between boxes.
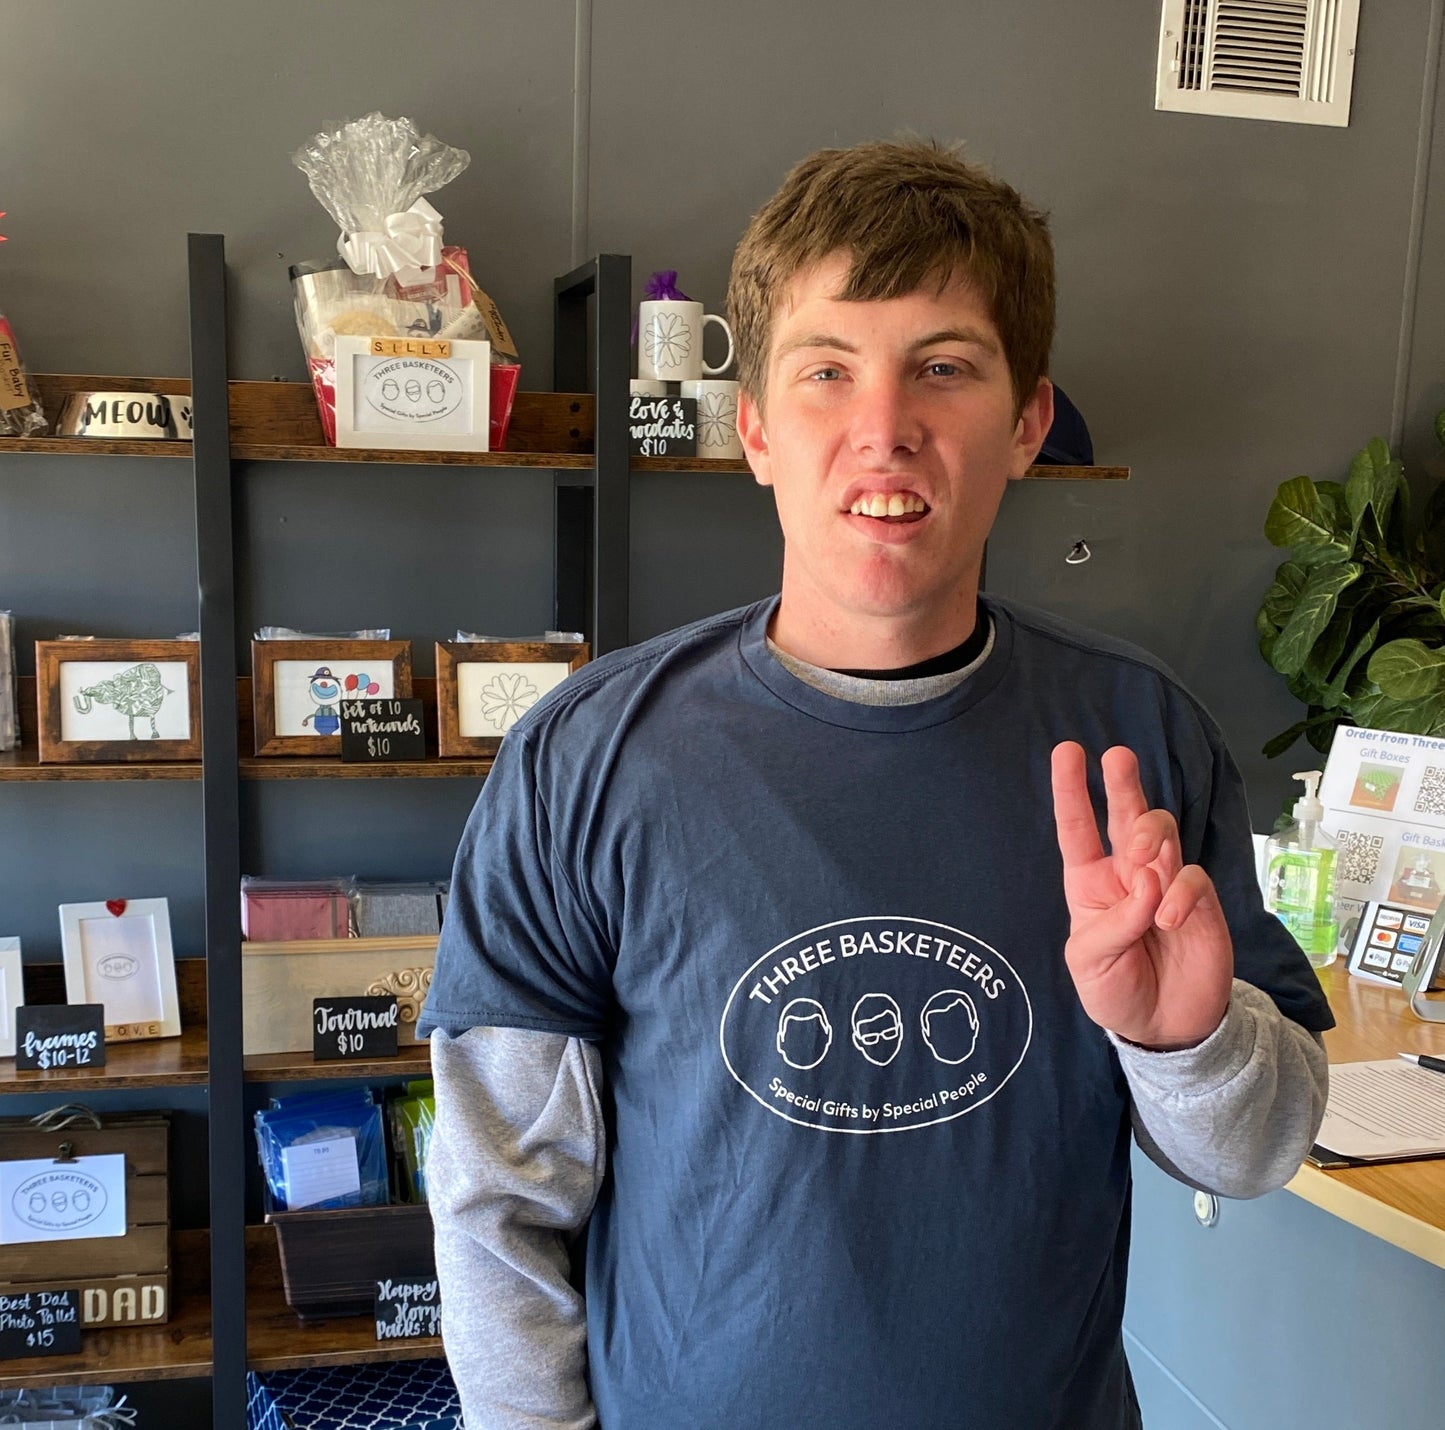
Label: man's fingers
xmin=1154 ymin=865 xmax=1216 ymax=931
xmin=1121 ymin=809 xmax=1183 ymax=882
xmin=1066 ymin=864 xmax=1162 ymax=967
xmin=1051 ymin=742 xmax=1104 ymax=869
xmin=1101 ymin=746 xmax=1149 ymax=861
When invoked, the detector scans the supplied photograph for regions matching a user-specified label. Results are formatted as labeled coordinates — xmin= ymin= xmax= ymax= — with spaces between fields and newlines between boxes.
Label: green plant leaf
xmin=1315 ymin=480 xmax=1351 ymax=536
xmin=1259 ymin=560 xmax=1309 ymax=628
xmin=1265 ymin=476 xmax=1349 ymax=558
xmin=1346 ymin=438 xmax=1399 ymax=542
xmin=1262 ymin=710 xmax=1341 ymax=759
xmin=1349 ymin=688 xmax=1445 ymax=736
xmin=1424 ymin=476 xmax=1445 ymax=574
xmin=1271 ymin=561 xmax=1363 ymax=676
xmin=1367 ymin=637 xmax=1445 ymax=701
xmin=1323 ymin=617 xmax=1381 ymax=706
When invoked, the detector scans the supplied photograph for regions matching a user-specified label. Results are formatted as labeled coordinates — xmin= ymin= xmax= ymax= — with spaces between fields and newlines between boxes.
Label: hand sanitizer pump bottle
xmin=1264 ymin=771 xmax=1339 ymax=968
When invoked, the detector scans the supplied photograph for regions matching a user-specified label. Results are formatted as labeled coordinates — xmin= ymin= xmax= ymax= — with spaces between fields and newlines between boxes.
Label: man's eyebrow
xmin=773 ymin=327 xmax=1002 ymax=361
xmin=910 ymin=327 xmax=1001 ymax=356
xmin=773 ymin=333 xmax=859 ymax=361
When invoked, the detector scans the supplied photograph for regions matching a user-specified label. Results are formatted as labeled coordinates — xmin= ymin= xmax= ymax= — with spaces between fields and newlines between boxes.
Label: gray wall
xmin=5 ymin=2 xmax=1445 ymax=1424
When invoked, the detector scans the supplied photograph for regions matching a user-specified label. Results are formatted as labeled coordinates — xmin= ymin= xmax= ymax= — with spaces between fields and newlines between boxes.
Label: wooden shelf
xmin=632 ymin=454 xmax=1131 ymax=479
xmin=0 ymin=1229 xmax=212 ymax=1387
xmin=1 ymin=960 xmax=209 ymax=1093
xmin=245 ymin=1041 xmax=432 ymax=1083
xmin=246 ymin=1224 xmax=440 ymax=1372
xmin=239 ymin=754 xmax=493 ymax=781
xmin=1 ymin=678 xmax=495 ymax=783
xmin=0 ymin=375 xmax=1130 ymax=480
xmin=0 ymin=1022 xmax=208 ymax=1094
xmin=0 ymin=742 xmax=200 ymax=782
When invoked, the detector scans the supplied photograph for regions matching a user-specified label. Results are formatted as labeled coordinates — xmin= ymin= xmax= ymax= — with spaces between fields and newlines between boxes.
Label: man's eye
xmin=924 ymin=361 xmax=961 ymax=378
xmin=807 ymin=367 xmax=842 ymax=381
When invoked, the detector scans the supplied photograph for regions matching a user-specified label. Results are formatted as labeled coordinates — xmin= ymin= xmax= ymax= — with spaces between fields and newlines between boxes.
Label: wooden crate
xmin=0 ymin=1110 xmax=170 ymax=1327
xmin=265 ymin=1203 xmax=434 ymax=1319
xmin=242 ymin=935 xmax=437 ymax=1054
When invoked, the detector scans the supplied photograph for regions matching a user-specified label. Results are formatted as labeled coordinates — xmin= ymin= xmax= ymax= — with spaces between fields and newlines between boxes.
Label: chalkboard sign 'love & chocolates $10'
xmin=628 ymin=395 xmax=696 ymax=458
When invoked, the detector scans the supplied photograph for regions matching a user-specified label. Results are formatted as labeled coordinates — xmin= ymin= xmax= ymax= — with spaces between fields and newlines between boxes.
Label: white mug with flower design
xmin=681 ymin=379 xmax=743 ymax=459
xmin=638 ymin=300 xmax=734 ymax=382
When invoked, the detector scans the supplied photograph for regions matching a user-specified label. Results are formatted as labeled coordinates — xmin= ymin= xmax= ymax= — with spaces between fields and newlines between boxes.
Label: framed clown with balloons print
xmin=250 ymin=639 xmax=412 ymax=756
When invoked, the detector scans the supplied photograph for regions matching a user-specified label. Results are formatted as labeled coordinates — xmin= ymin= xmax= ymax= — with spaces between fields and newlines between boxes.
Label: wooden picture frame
xmin=59 ymin=899 xmax=181 ymax=1043
xmin=435 ymin=640 xmax=589 ymax=757
xmin=251 ymin=639 xmax=413 ymax=756
xmin=36 ymin=639 xmax=201 ymax=764
xmin=333 ymin=335 xmax=491 ymax=451
xmin=0 ymin=937 xmax=21 ymax=1060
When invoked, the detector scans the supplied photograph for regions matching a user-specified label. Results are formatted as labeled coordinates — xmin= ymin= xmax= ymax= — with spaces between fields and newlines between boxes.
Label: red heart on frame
xmin=105 ymin=899 xmax=127 ymax=917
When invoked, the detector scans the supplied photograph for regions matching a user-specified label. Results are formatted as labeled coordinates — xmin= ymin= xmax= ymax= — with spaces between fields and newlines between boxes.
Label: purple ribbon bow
xmin=632 ymin=270 xmax=693 ymax=345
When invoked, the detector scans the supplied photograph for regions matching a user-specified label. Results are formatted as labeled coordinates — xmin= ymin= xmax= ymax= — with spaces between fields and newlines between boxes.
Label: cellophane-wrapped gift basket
xmin=289 ymin=112 xmax=519 ymax=450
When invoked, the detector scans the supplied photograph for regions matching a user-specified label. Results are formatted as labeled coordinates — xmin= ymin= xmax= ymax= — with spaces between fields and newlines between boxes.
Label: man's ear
xmin=1008 ymin=377 xmax=1055 ymax=481
xmin=737 ymin=388 xmax=772 ymax=488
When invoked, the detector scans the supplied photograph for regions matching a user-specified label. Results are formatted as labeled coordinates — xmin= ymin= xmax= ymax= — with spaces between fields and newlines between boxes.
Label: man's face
xmin=737 ymin=254 xmax=1052 ymax=652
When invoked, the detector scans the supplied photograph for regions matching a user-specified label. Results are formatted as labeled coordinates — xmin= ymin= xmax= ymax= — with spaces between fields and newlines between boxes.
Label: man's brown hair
xmin=728 ymin=138 xmax=1055 ymax=413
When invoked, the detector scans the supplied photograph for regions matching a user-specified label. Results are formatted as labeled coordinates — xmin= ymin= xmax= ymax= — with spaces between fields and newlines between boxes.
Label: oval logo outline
xmin=12 ymin=1170 xmax=110 ymax=1233
xmin=719 ymin=915 xmax=1033 ymax=1135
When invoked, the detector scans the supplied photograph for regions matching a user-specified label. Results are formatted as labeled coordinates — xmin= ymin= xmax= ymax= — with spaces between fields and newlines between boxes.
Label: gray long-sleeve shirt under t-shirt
xmin=422 ymin=596 xmax=1332 ymax=1430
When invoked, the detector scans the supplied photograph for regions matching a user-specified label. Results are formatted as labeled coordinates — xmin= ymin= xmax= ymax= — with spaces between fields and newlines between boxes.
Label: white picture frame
xmin=58 ymin=899 xmax=181 ymax=1042
xmin=333 ymin=335 xmax=491 ymax=451
xmin=0 ymin=937 xmax=21 ymax=1059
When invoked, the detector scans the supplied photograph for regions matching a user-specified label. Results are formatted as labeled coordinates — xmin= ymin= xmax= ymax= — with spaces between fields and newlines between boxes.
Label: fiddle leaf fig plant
xmin=1258 ymin=414 xmax=1445 ymax=758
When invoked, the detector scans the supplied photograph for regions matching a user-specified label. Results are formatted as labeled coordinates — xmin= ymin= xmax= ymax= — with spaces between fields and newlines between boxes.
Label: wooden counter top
xmin=1283 ymin=960 xmax=1445 ymax=1269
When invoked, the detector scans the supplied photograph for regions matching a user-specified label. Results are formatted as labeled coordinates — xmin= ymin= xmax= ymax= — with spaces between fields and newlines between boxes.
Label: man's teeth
xmin=849 ymin=493 xmax=928 ymax=517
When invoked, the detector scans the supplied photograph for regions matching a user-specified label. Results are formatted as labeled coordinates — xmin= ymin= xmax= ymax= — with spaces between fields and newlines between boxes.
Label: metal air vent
xmin=1156 ymin=0 xmax=1360 ymax=126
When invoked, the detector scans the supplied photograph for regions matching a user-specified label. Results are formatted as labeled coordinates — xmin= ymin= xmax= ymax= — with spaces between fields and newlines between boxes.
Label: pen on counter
xmin=1397 ymin=1052 xmax=1445 ymax=1075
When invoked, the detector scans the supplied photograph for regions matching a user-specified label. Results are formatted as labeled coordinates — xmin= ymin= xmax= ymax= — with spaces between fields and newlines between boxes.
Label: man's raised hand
xmin=1050 ymin=742 xmax=1233 ymax=1050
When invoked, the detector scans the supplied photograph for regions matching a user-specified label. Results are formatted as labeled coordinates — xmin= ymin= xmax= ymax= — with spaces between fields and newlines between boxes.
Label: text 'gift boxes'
xmin=0 ymin=1109 xmax=170 ymax=1329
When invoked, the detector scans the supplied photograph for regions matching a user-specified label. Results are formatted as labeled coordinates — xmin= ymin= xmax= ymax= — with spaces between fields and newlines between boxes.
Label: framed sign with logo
xmin=58 ymin=898 xmax=181 ymax=1042
xmin=333 ymin=335 xmax=491 ymax=451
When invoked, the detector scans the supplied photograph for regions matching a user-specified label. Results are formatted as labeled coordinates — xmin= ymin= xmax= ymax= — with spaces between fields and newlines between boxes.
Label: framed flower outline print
xmin=435 ymin=640 xmax=589 ymax=758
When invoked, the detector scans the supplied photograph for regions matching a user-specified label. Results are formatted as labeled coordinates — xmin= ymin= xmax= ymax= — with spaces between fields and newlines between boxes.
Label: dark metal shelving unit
xmin=185 ymin=242 xmax=633 ymax=1427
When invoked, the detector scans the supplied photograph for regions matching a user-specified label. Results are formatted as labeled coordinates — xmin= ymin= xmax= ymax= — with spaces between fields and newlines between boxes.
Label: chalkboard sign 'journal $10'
xmin=313 ymin=996 xmax=399 ymax=1061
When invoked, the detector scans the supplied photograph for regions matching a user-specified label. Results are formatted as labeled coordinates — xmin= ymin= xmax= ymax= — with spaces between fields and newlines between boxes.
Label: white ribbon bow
xmin=339 ymin=197 xmax=444 ymax=285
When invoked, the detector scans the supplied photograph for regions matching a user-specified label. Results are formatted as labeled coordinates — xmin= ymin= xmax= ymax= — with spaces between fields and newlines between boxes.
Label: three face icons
xmin=776 ymin=989 xmax=979 ymax=1071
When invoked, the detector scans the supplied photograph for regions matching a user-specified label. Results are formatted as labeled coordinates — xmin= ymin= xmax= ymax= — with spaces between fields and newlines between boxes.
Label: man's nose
xmin=848 ymin=375 xmax=924 ymax=459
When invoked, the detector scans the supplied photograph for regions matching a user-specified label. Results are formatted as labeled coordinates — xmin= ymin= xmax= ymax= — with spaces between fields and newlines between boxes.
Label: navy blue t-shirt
xmin=422 ymin=595 xmax=1332 ymax=1429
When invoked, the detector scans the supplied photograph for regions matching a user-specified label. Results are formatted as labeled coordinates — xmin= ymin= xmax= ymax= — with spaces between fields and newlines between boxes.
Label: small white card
xmin=0 ymin=1153 xmax=127 ymax=1244
xmin=280 ymin=1136 xmax=361 ymax=1209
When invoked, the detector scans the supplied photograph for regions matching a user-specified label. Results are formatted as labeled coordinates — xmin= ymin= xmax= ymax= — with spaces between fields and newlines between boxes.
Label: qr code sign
xmin=1415 ymin=765 xmax=1445 ymax=818
xmin=1335 ymin=829 xmax=1385 ymax=888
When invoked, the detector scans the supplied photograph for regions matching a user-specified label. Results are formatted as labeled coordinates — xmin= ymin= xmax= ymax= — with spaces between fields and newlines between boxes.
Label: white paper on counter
xmin=1316 ymin=1059 xmax=1445 ymax=1160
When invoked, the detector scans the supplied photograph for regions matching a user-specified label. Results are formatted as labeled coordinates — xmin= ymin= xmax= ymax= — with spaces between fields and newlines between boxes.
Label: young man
xmin=419 ymin=140 xmax=1332 ymax=1429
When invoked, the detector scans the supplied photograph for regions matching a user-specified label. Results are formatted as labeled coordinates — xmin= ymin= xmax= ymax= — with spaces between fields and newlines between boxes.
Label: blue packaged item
xmin=254 ymin=1090 xmax=389 ymax=1211
xmin=247 ymin=1360 xmax=460 ymax=1430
